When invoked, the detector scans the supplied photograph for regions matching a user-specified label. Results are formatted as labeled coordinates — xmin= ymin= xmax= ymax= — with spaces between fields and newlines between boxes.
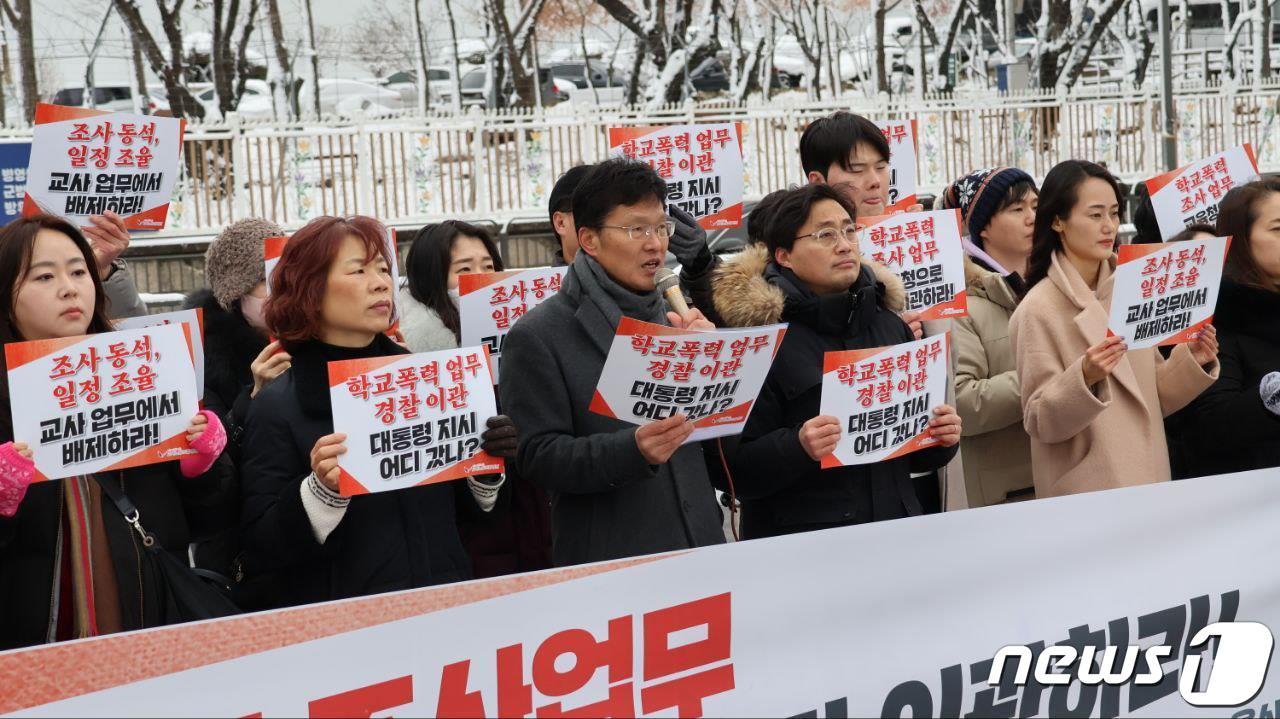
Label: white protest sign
xmin=860 ymin=209 xmax=968 ymax=320
xmin=819 ymin=333 xmax=950 ymax=467
xmin=328 ymin=346 xmax=503 ymax=497
xmin=4 ymin=323 xmax=199 ymax=481
xmin=115 ymin=308 xmax=205 ymax=400
xmin=1145 ymin=145 xmax=1260 ymax=240
xmin=877 ymin=119 xmax=918 ymax=212
xmin=23 ymin=103 xmax=184 ymax=230
xmin=609 ymin=122 xmax=746 ymax=229
xmin=458 ymin=266 xmax=567 ymax=384
xmin=588 ymin=317 xmax=786 ymax=443
xmin=1107 ymin=235 xmax=1229 ymax=350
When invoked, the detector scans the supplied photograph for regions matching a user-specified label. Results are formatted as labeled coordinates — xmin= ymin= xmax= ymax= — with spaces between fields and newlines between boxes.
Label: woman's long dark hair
xmin=1024 ymin=160 xmax=1123 ymax=291
xmin=0 ymin=215 xmax=114 ymax=439
xmin=1217 ymin=178 xmax=1280 ymax=291
xmin=405 ymin=220 xmax=504 ymax=341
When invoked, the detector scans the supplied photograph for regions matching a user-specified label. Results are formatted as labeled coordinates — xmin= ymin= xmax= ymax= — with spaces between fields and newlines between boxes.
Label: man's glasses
xmin=599 ymin=221 xmax=677 ymax=242
xmin=794 ymin=226 xmax=859 ymax=249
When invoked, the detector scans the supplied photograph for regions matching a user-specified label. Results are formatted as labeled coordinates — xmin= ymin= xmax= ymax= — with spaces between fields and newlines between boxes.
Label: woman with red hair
xmin=236 ymin=215 xmax=517 ymax=610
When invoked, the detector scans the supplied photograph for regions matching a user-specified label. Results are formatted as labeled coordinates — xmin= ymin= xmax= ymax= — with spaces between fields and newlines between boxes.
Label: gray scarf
xmin=569 ymin=252 xmax=668 ymax=327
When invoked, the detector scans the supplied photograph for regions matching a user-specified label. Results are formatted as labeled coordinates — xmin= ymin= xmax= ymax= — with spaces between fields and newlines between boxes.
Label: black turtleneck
xmin=285 ymin=334 xmax=408 ymax=418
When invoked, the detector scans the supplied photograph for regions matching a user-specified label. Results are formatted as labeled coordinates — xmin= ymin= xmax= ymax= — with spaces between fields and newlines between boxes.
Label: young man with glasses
xmin=499 ymin=158 xmax=727 ymax=567
xmin=708 ymin=184 xmax=962 ymax=539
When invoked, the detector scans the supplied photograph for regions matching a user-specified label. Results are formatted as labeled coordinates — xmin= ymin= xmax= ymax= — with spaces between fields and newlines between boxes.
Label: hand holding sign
xmin=1188 ymin=323 xmax=1218 ymax=366
xmin=311 ymin=432 xmax=348 ymax=493
xmin=251 ymin=340 xmax=292 ymax=398
xmin=636 ymin=413 xmax=694 ymax=465
xmin=83 ymin=211 xmax=129 ymax=279
xmin=799 ymin=415 xmax=841 ymax=461
xmin=1082 ymin=335 xmax=1127 ymax=387
xmin=926 ymin=404 xmax=962 ymax=447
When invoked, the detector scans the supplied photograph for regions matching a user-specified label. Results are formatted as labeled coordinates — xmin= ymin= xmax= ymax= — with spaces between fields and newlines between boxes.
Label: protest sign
xmin=1145 ymin=145 xmax=1259 ymax=240
xmin=877 ymin=119 xmax=919 ymax=212
xmin=115 ymin=308 xmax=205 ymax=399
xmin=588 ymin=317 xmax=786 ymax=442
xmin=4 ymin=323 xmax=199 ymax=481
xmin=819 ymin=334 xmax=950 ymax=467
xmin=328 ymin=346 xmax=504 ymax=496
xmin=23 ymin=103 xmax=184 ymax=230
xmin=0 ymin=140 xmax=31 ymax=224
xmin=609 ymin=122 xmax=746 ymax=229
xmin=859 ymin=209 xmax=967 ymax=320
xmin=263 ymin=234 xmax=289 ymax=294
xmin=1107 ymin=235 xmax=1229 ymax=350
xmin=458 ymin=266 xmax=567 ymax=383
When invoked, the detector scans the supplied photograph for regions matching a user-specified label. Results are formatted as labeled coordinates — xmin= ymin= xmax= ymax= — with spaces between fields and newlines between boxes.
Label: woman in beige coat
xmin=1009 ymin=160 xmax=1220 ymax=498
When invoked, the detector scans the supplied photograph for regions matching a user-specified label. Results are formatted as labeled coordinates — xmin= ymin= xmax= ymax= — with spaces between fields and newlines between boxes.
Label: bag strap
xmin=92 ymin=473 xmax=157 ymax=549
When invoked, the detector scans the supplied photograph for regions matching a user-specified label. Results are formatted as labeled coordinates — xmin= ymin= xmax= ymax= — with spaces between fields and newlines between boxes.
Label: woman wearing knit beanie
xmin=182 ymin=217 xmax=292 ymax=582
xmin=940 ymin=167 xmax=1038 ymax=507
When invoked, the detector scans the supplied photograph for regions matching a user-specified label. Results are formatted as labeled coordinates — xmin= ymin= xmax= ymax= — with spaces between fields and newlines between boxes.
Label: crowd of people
xmin=0 ymin=109 xmax=1277 ymax=650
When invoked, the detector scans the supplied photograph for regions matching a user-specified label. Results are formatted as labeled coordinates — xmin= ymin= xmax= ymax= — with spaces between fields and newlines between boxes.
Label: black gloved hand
xmin=481 ymin=415 xmax=519 ymax=459
xmin=667 ymin=204 xmax=714 ymax=275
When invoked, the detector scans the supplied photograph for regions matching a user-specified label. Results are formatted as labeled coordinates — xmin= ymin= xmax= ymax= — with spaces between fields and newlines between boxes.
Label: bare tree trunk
xmin=413 ymin=0 xmax=430 ymax=113
xmin=304 ymin=0 xmax=321 ymax=116
xmin=0 ymin=0 xmax=36 ymax=122
xmin=1256 ymin=0 xmax=1272 ymax=79
xmin=131 ymin=33 xmax=148 ymax=114
xmin=1058 ymin=0 xmax=1131 ymax=88
xmin=442 ymin=0 xmax=464 ymax=111
xmin=113 ymin=0 xmax=206 ymax=120
xmin=874 ymin=0 xmax=889 ymax=92
xmin=264 ymin=0 xmax=297 ymax=118
xmin=0 ymin=10 xmax=11 ymax=125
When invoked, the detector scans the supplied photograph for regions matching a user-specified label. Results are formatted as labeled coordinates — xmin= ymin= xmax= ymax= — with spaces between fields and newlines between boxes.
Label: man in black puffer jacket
xmin=712 ymin=184 xmax=962 ymax=539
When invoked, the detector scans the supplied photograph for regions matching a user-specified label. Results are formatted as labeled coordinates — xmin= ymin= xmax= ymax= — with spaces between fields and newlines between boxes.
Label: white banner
xmin=819 ymin=334 xmax=950 ymax=467
xmin=327 ymin=346 xmax=503 ymax=496
xmin=1144 ymin=145 xmax=1260 ymax=240
xmin=5 ymin=469 xmax=1280 ymax=717
xmin=24 ymin=104 xmax=184 ymax=230
xmin=1107 ymin=236 xmax=1229 ymax=350
xmin=609 ymin=123 xmax=746 ymax=229
xmin=458 ymin=266 xmax=566 ymax=384
xmin=3 ymin=323 xmax=199 ymax=481
xmin=588 ymin=317 xmax=786 ymax=442
xmin=877 ymin=119 xmax=919 ymax=212
xmin=860 ymin=209 xmax=968 ymax=320
xmin=115 ymin=308 xmax=205 ymax=399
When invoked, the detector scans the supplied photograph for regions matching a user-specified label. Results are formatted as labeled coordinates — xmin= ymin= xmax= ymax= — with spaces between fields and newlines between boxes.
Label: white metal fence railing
xmin=17 ymin=81 xmax=1280 ymax=239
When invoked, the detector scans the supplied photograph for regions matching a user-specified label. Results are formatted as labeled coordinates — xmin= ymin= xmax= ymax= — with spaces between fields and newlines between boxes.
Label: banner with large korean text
xmin=609 ymin=122 xmax=746 ymax=229
xmin=6 ymin=467 xmax=1280 ymax=718
xmin=588 ymin=317 xmax=786 ymax=442
xmin=115 ymin=308 xmax=205 ymax=400
xmin=1144 ymin=145 xmax=1260 ymax=241
xmin=859 ymin=209 xmax=968 ymax=320
xmin=877 ymin=119 xmax=919 ymax=212
xmin=458 ymin=266 xmax=567 ymax=384
xmin=819 ymin=334 xmax=950 ymax=467
xmin=327 ymin=346 xmax=503 ymax=496
xmin=1106 ymin=235 xmax=1229 ymax=350
xmin=4 ymin=323 xmax=199 ymax=482
xmin=23 ymin=104 xmax=184 ymax=230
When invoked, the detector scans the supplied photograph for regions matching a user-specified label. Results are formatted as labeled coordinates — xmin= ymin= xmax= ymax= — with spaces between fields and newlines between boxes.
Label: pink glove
xmin=0 ymin=441 xmax=36 ymax=518
xmin=180 ymin=410 xmax=227 ymax=478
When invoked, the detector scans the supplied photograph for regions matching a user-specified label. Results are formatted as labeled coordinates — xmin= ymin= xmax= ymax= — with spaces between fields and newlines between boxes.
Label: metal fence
xmin=11 ymin=79 xmax=1280 ymax=244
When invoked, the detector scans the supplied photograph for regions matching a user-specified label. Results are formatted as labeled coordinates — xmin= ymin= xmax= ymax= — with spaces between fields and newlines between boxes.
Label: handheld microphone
xmin=654 ymin=267 xmax=689 ymax=322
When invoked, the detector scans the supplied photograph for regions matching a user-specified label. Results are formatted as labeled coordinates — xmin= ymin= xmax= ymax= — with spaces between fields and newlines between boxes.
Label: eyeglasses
xmin=599 ymin=221 xmax=677 ymax=242
xmin=794 ymin=226 xmax=859 ymax=249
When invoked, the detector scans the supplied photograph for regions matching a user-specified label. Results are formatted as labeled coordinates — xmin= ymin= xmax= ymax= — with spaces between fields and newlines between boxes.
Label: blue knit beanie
xmin=942 ymin=167 xmax=1035 ymax=243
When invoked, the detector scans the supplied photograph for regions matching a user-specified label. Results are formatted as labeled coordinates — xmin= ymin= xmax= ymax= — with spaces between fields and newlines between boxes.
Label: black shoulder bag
xmin=94 ymin=474 xmax=241 ymax=624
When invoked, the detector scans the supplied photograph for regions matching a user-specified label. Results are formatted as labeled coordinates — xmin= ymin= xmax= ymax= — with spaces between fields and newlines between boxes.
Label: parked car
xmin=546 ymin=61 xmax=629 ymax=104
xmin=459 ymin=67 xmax=564 ymax=108
xmin=298 ymin=78 xmax=408 ymax=116
xmin=48 ymin=84 xmax=140 ymax=112
xmin=383 ymin=66 xmax=459 ymax=108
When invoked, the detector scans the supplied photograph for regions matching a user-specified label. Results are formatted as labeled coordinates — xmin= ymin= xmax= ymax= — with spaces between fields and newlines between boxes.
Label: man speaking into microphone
xmin=499 ymin=158 xmax=728 ymax=567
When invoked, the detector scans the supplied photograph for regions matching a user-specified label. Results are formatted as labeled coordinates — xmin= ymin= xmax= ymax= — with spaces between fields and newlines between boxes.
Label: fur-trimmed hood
xmin=396 ymin=287 xmax=459 ymax=354
xmin=709 ymin=244 xmax=906 ymax=328
xmin=964 ymin=255 xmax=1021 ymax=312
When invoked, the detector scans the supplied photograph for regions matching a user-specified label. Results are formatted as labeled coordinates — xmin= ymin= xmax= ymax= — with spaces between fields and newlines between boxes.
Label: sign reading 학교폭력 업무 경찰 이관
xmin=876 ymin=119 xmax=918 ymax=212
xmin=1107 ymin=235 xmax=1229 ymax=350
xmin=819 ymin=333 xmax=951 ymax=467
xmin=23 ymin=104 xmax=184 ymax=230
xmin=1144 ymin=145 xmax=1259 ymax=241
xmin=589 ymin=317 xmax=786 ymax=443
xmin=859 ymin=209 xmax=968 ymax=321
xmin=328 ymin=346 xmax=504 ymax=497
xmin=609 ymin=122 xmax=745 ymax=230
xmin=4 ymin=323 xmax=200 ymax=481
xmin=458 ymin=266 xmax=567 ymax=384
